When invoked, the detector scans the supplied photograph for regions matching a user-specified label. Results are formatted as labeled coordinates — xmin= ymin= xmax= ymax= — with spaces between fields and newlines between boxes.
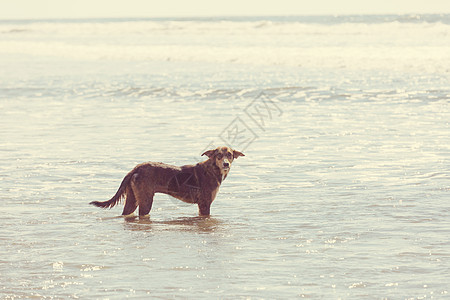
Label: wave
xmin=1 ymin=13 xmax=449 ymax=24
xmin=1 ymin=15 xmax=450 ymax=35
xmin=2 ymin=82 xmax=448 ymax=104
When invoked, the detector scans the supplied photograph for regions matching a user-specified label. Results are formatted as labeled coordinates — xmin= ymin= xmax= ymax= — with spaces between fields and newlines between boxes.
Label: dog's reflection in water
xmin=123 ymin=215 xmax=222 ymax=233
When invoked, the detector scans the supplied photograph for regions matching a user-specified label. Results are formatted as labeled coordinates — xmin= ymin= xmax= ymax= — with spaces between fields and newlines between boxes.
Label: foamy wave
xmin=2 ymin=19 xmax=450 ymax=37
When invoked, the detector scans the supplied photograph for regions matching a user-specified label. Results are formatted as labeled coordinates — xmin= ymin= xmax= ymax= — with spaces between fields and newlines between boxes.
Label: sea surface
xmin=0 ymin=15 xmax=449 ymax=299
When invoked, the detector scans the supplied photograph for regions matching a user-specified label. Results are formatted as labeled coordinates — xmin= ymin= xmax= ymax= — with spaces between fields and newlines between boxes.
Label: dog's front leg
xmin=198 ymin=202 xmax=211 ymax=216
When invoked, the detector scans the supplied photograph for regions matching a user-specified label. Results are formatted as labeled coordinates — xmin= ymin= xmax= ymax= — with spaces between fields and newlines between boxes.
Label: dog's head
xmin=202 ymin=146 xmax=244 ymax=178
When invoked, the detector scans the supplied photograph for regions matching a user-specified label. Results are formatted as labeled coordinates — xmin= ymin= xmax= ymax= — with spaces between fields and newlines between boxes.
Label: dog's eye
xmin=217 ymin=154 xmax=223 ymax=159
xmin=226 ymin=152 xmax=232 ymax=159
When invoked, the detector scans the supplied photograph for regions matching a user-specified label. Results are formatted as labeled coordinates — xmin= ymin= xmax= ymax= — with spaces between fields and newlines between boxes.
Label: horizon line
xmin=1 ymin=12 xmax=449 ymax=21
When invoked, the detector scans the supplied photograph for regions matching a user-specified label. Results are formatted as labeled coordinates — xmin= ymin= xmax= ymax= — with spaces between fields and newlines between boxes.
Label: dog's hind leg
xmin=130 ymin=173 xmax=155 ymax=216
xmin=138 ymin=193 xmax=154 ymax=216
xmin=122 ymin=185 xmax=138 ymax=215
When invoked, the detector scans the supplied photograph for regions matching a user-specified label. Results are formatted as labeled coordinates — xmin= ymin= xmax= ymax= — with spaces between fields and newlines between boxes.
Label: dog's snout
xmin=223 ymin=160 xmax=230 ymax=168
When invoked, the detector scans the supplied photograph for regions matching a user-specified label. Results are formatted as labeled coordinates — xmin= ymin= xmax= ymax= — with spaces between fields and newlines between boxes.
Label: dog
xmin=90 ymin=146 xmax=244 ymax=216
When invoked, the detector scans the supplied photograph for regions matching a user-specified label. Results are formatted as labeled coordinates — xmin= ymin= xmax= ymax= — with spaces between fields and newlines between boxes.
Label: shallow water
xmin=1 ymin=16 xmax=450 ymax=299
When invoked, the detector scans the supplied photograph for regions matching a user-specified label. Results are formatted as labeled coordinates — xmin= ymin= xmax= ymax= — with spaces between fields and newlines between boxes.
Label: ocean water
xmin=0 ymin=15 xmax=449 ymax=299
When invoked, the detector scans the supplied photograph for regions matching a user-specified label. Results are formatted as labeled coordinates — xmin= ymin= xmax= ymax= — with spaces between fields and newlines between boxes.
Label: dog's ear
xmin=233 ymin=150 xmax=245 ymax=159
xmin=202 ymin=149 xmax=217 ymax=158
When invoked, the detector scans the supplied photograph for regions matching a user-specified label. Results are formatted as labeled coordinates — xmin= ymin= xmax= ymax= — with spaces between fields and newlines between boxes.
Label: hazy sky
xmin=1 ymin=0 xmax=449 ymax=19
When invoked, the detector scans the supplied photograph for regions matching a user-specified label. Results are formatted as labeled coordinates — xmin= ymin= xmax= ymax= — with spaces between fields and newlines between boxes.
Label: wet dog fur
xmin=90 ymin=146 xmax=244 ymax=216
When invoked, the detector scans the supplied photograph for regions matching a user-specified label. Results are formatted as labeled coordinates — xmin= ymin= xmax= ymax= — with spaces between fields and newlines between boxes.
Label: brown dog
xmin=90 ymin=146 xmax=244 ymax=216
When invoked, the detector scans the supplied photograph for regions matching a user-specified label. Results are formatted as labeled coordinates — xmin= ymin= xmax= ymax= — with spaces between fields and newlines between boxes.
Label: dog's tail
xmin=90 ymin=171 xmax=134 ymax=209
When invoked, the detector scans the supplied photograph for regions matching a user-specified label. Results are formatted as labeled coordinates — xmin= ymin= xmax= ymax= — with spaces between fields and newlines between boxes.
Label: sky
xmin=0 ymin=0 xmax=449 ymax=19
